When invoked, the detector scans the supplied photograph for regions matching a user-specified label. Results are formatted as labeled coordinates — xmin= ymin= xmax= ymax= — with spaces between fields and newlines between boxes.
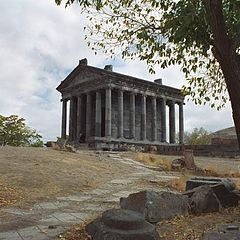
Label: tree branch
xmin=233 ymin=34 xmax=240 ymax=51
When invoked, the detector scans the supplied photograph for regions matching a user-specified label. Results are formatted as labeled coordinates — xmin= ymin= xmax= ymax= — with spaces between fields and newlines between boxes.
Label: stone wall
xmin=184 ymin=144 xmax=240 ymax=157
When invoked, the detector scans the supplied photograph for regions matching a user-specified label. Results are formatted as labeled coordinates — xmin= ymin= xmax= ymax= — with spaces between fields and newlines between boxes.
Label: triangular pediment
xmin=57 ymin=65 xmax=107 ymax=92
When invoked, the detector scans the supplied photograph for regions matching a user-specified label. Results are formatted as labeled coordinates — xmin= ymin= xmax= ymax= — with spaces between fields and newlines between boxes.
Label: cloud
xmin=0 ymin=0 xmax=234 ymax=141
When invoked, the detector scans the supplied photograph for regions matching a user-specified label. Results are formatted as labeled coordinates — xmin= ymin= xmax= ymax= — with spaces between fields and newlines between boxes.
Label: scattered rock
xmin=45 ymin=141 xmax=56 ymax=147
xmin=171 ymin=158 xmax=185 ymax=170
xmin=65 ymin=144 xmax=77 ymax=153
xmin=48 ymin=225 xmax=57 ymax=229
xmin=120 ymin=190 xmax=189 ymax=223
xmin=86 ymin=209 xmax=160 ymax=240
xmin=189 ymin=185 xmax=222 ymax=214
xmin=56 ymin=138 xmax=68 ymax=149
xmin=149 ymin=146 xmax=157 ymax=152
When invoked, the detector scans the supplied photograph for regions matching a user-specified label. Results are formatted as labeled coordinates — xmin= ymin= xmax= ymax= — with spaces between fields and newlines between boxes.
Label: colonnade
xmin=61 ymin=88 xmax=184 ymax=144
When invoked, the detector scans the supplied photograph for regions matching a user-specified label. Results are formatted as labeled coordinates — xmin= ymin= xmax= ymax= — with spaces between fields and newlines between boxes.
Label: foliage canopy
xmin=55 ymin=0 xmax=240 ymax=109
xmin=0 ymin=115 xmax=43 ymax=147
xmin=184 ymin=127 xmax=211 ymax=145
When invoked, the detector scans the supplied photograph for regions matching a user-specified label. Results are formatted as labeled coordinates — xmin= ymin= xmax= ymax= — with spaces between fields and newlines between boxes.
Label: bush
xmin=0 ymin=115 xmax=43 ymax=147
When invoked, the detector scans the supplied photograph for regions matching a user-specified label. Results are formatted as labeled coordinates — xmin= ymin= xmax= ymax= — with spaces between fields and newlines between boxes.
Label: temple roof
xmin=56 ymin=59 xmax=184 ymax=101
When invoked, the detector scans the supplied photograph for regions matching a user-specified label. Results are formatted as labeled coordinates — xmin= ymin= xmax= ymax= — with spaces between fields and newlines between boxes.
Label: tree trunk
xmin=220 ymin=57 xmax=240 ymax=150
xmin=204 ymin=0 xmax=240 ymax=149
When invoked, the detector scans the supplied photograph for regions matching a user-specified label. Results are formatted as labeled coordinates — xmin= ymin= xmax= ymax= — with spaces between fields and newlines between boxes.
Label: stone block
xmin=202 ymin=223 xmax=240 ymax=240
xmin=186 ymin=177 xmax=222 ymax=191
xmin=120 ymin=190 xmax=189 ymax=223
xmin=189 ymin=185 xmax=222 ymax=214
xmin=183 ymin=149 xmax=196 ymax=169
xmin=185 ymin=177 xmax=235 ymax=191
xmin=86 ymin=209 xmax=160 ymax=240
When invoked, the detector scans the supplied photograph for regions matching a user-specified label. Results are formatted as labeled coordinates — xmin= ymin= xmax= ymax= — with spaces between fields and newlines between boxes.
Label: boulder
xmin=120 ymin=190 xmax=189 ymax=223
xmin=211 ymin=183 xmax=239 ymax=208
xmin=85 ymin=209 xmax=160 ymax=240
xmin=184 ymin=178 xmax=239 ymax=208
xmin=189 ymin=185 xmax=222 ymax=214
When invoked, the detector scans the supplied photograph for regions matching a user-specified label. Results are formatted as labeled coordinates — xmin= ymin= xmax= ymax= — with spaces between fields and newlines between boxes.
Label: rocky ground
xmin=0 ymin=146 xmax=239 ymax=239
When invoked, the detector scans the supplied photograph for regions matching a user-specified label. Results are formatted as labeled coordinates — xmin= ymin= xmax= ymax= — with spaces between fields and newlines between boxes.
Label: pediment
xmin=57 ymin=66 xmax=106 ymax=92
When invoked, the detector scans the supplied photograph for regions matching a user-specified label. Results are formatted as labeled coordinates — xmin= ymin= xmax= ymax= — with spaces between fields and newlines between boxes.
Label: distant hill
xmin=211 ymin=127 xmax=237 ymax=140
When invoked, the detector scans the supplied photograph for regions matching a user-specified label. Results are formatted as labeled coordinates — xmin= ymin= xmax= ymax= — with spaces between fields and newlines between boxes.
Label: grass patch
xmin=135 ymin=153 xmax=172 ymax=171
xmin=158 ymin=175 xmax=187 ymax=192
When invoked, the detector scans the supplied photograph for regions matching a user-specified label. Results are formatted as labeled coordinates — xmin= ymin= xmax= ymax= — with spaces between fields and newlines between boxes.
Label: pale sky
xmin=0 ymin=0 xmax=234 ymax=141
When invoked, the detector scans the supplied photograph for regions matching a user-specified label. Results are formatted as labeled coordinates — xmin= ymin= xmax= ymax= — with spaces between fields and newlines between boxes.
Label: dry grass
xmin=59 ymin=206 xmax=240 ymax=240
xmin=135 ymin=153 xmax=172 ymax=171
xmin=58 ymin=223 xmax=91 ymax=240
xmin=158 ymin=175 xmax=187 ymax=192
xmin=195 ymin=166 xmax=240 ymax=178
xmin=135 ymin=153 xmax=240 ymax=180
xmin=0 ymin=182 xmax=23 ymax=208
xmin=158 ymin=206 xmax=240 ymax=240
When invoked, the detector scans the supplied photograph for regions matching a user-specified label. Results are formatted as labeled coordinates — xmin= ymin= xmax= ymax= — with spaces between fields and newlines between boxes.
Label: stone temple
xmin=57 ymin=58 xmax=184 ymax=150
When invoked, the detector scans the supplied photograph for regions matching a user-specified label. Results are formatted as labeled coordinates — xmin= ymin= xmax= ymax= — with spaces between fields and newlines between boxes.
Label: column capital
xmin=118 ymin=88 xmax=123 ymax=93
xmin=151 ymin=95 xmax=157 ymax=100
xmin=131 ymin=91 xmax=137 ymax=96
xmin=178 ymin=101 xmax=184 ymax=106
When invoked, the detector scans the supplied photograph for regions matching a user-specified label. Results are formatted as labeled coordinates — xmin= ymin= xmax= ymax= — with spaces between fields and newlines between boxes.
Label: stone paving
xmin=0 ymin=153 xmax=178 ymax=240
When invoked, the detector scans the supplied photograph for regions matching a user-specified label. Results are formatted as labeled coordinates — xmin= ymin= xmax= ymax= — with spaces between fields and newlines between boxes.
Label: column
xmin=69 ymin=97 xmax=74 ymax=141
xmin=152 ymin=97 xmax=157 ymax=141
xmin=161 ymin=98 xmax=167 ymax=142
xmin=179 ymin=102 xmax=184 ymax=144
xmin=118 ymin=89 xmax=123 ymax=138
xmin=86 ymin=93 xmax=92 ymax=140
xmin=95 ymin=91 xmax=102 ymax=137
xmin=77 ymin=95 xmax=82 ymax=140
xmin=130 ymin=93 xmax=135 ymax=139
xmin=105 ymin=87 xmax=112 ymax=137
xmin=141 ymin=95 xmax=146 ymax=141
xmin=169 ymin=101 xmax=176 ymax=144
xmin=73 ymin=98 xmax=78 ymax=140
xmin=61 ymin=99 xmax=67 ymax=139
